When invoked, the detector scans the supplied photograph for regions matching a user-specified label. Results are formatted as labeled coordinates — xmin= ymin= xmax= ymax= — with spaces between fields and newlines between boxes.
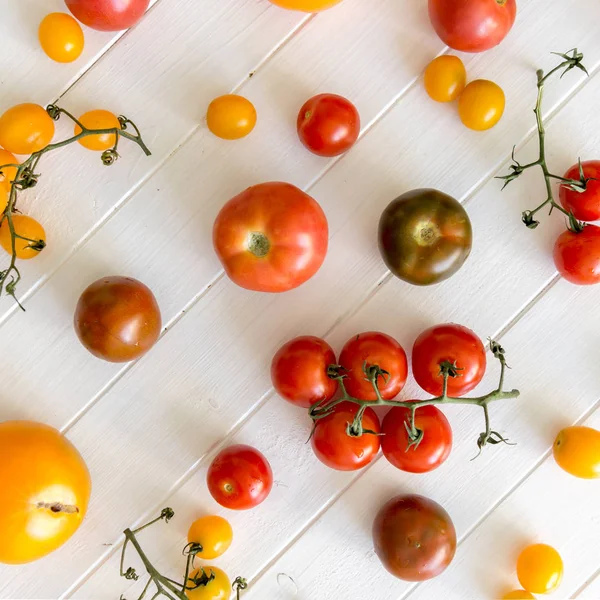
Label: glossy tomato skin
xmin=412 ymin=324 xmax=486 ymax=397
xmin=458 ymin=79 xmax=505 ymax=131
xmin=311 ymin=402 xmax=381 ymax=471
xmin=187 ymin=515 xmax=233 ymax=560
xmin=0 ymin=149 xmax=19 ymax=195
xmin=373 ymin=494 xmax=456 ymax=581
xmin=74 ymin=276 xmax=162 ymax=362
xmin=0 ymin=421 xmax=91 ymax=564
xmin=206 ymin=95 xmax=256 ymax=140
xmin=553 ymin=426 xmax=600 ymax=479
xmin=213 ymin=182 xmax=328 ymax=293
xmin=186 ymin=567 xmax=230 ymax=600
xmin=65 ymin=0 xmax=150 ymax=31
xmin=381 ymin=405 xmax=452 ymax=473
xmin=559 ymin=161 xmax=600 ymax=221
xmin=423 ymin=55 xmax=466 ymax=103
xmin=271 ymin=336 xmax=338 ymax=408
xmin=378 ymin=189 xmax=472 ymax=286
xmin=516 ymin=544 xmax=563 ymax=594
xmin=428 ymin=0 xmax=517 ymax=53
xmin=502 ymin=592 xmax=535 ymax=600
xmin=0 ymin=215 xmax=46 ymax=260
xmin=0 ymin=104 xmax=55 ymax=155
xmin=553 ymin=224 xmax=600 ymax=285
xmin=207 ymin=445 xmax=273 ymax=510
xmin=269 ymin=0 xmax=342 ymax=10
xmin=75 ymin=109 xmax=121 ymax=151
xmin=297 ymin=94 xmax=360 ymax=157
xmin=339 ymin=332 xmax=408 ymax=400
xmin=39 ymin=13 xmax=84 ymax=63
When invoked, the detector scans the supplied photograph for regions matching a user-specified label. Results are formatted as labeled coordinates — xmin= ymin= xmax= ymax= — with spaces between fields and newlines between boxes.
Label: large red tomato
xmin=213 ymin=182 xmax=328 ymax=293
xmin=559 ymin=161 xmax=600 ymax=222
xmin=65 ymin=0 xmax=150 ymax=31
xmin=553 ymin=224 xmax=600 ymax=285
xmin=428 ymin=0 xmax=517 ymax=53
xmin=271 ymin=336 xmax=338 ymax=408
xmin=412 ymin=324 xmax=486 ymax=397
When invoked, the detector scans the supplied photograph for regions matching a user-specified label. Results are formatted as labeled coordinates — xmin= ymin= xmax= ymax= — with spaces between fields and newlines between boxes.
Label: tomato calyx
xmin=247 ymin=231 xmax=271 ymax=257
xmin=36 ymin=501 xmax=80 ymax=514
xmin=186 ymin=567 xmax=216 ymax=591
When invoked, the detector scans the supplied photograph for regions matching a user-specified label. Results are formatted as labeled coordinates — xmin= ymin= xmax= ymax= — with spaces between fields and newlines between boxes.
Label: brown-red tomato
xmin=553 ymin=224 xmax=600 ymax=285
xmin=65 ymin=0 xmax=150 ymax=31
xmin=297 ymin=94 xmax=360 ymax=158
xmin=559 ymin=161 xmax=600 ymax=222
xmin=271 ymin=336 xmax=338 ymax=408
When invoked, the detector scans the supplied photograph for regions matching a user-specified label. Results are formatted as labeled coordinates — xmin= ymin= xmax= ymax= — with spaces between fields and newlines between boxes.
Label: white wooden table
xmin=1 ymin=0 xmax=600 ymax=598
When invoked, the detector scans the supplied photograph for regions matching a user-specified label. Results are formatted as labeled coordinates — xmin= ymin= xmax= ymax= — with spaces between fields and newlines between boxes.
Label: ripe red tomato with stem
xmin=297 ymin=94 xmax=360 ymax=157
xmin=559 ymin=161 xmax=600 ymax=222
xmin=311 ymin=402 xmax=381 ymax=471
xmin=428 ymin=0 xmax=517 ymax=53
xmin=65 ymin=0 xmax=150 ymax=31
xmin=412 ymin=324 xmax=486 ymax=397
xmin=553 ymin=224 xmax=600 ymax=285
xmin=271 ymin=336 xmax=338 ymax=408
xmin=381 ymin=404 xmax=452 ymax=473
xmin=339 ymin=332 xmax=408 ymax=401
xmin=207 ymin=445 xmax=273 ymax=510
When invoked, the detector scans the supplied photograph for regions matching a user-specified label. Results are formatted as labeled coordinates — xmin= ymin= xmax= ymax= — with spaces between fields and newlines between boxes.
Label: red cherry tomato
xmin=381 ymin=404 xmax=452 ymax=473
xmin=412 ymin=324 xmax=486 ymax=397
xmin=428 ymin=0 xmax=517 ymax=53
xmin=553 ymin=224 xmax=600 ymax=285
xmin=271 ymin=336 xmax=338 ymax=408
xmin=297 ymin=94 xmax=360 ymax=157
xmin=559 ymin=161 xmax=600 ymax=222
xmin=207 ymin=445 xmax=273 ymax=510
xmin=65 ymin=0 xmax=150 ymax=31
xmin=311 ymin=402 xmax=381 ymax=471
xmin=339 ymin=332 xmax=408 ymax=401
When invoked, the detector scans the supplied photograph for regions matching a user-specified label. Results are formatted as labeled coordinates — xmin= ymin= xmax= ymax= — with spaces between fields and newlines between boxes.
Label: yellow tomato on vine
xmin=0 ymin=148 xmax=19 ymax=194
xmin=0 ymin=214 xmax=46 ymax=259
xmin=186 ymin=567 xmax=230 ymax=600
xmin=0 ymin=104 xmax=55 ymax=155
xmin=553 ymin=426 xmax=600 ymax=478
xmin=187 ymin=515 xmax=233 ymax=559
xmin=75 ymin=109 xmax=121 ymax=151
xmin=269 ymin=0 xmax=342 ymax=10
xmin=39 ymin=13 xmax=84 ymax=63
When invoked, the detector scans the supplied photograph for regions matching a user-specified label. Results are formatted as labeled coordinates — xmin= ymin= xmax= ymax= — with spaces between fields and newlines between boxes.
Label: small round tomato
xmin=458 ymin=79 xmax=505 ymax=131
xmin=297 ymin=94 xmax=360 ymax=157
xmin=502 ymin=592 xmax=535 ymax=600
xmin=207 ymin=445 xmax=273 ymax=510
xmin=0 ymin=190 xmax=7 ymax=216
xmin=74 ymin=276 xmax=161 ymax=362
xmin=378 ymin=189 xmax=472 ymax=286
xmin=553 ymin=224 xmax=600 ymax=285
xmin=271 ymin=336 xmax=338 ymax=408
xmin=213 ymin=182 xmax=328 ymax=292
xmin=65 ymin=0 xmax=150 ymax=31
xmin=0 ymin=215 xmax=46 ymax=260
xmin=311 ymin=402 xmax=380 ymax=471
xmin=206 ymin=95 xmax=256 ymax=140
xmin=559 ymin=161 xmax=600 ymax=221
xmin=517 ymin=543 xmax=563 ymax=594
xmin=412 ymin=324 xmax=486 ymax=397
xmin=373 ymin=494 xmax=456 ymax=581
xmin=428 ymin=0 xmax=517 ymax=53
xmin=339 ymin=332 xmax=408 ymax=401
xmin=0 ymin=104 xmax=55 ymax=155
xmin=187 ymin=515 xmax=233 ymax=560
xmin=39 ymin=13 xmax=84 ymax=63
xmin=381 ymin=405 xmax=452 ymax=473
xmin=0 ymin=149 xmax=19 ymax=195
xmin=186 ymin=567 xmax=230 ymax=600
xmin=553 ymin=426 xmax=600 ymax=479
xmin=424 ymin=55 xmax=466 ymax=103
xmin=268 ymin=0 xmax=343 ymax=10
xmin=75 ymin=110 xmax=121 ymax=151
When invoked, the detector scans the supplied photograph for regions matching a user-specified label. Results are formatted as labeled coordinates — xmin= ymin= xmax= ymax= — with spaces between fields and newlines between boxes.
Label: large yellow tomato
xmin=553 ymin=426 xmax=600 ymax=478
xmin=268 ymin=0 xmax=343 ymax=11
xmin=0 ymin=104 xmax=55 ymax=155
xmin=0 ymin=421 xmax=91 ymax=564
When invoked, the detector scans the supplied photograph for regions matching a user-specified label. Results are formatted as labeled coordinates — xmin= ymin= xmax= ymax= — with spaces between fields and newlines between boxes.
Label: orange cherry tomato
xmin=186 ymin=567 xmax=230 ymax=600
xmin=0 ymin=148 xmax=19 ymax=194
xmin=187 ymin=515 xmax=233 ymax=560
xmin=39 ymin=13 xmax=84 ymax=63
xmin=517 ymin=543 xmax=563 ymax=594
xmin=458 ymin=80 xmax=505 ymax=131
xmin=268 ymin=0 xmax=342 ymax=11
xmin=206 ymin=95 xmax=257 ymax=140
xmin=424 ymin=55 xmax=466 ymax=103
xmin=0 ymin=104 xmax=55 ymax=155
xmin=0 ymin=214 xmax=46 ymax=260
xmin=0 ymin=421 xmax=91 ymax=564
xmin=553 ymin=425 xmax=600 ymax=479
xmin=0 ymin=189 xmax=7 ymax=215
xmin=502 ymin=591 xmax=535 ymax=600
xmin=75 ymin=110 xmax=121 ymax=151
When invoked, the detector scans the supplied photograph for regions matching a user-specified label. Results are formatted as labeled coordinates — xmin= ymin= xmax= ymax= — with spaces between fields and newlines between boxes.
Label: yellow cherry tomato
xmin=458 ymin=79 xmax=505 ymax=131
xmin=0 ymin=149 xmax=19 ymax=194
xmin=75 ymin=110 xmax=121 ymax=151
xmin=186 ymin=567 xmax=230 ymax=600
xmin=0 ymin=189 xmax=7 ymax=215
xmin=0 ymin=214 xmax=46 ymax=260
xmin=187 ymin=515 xmax=233 ymax=560
xmin=0 ymin=104 xmax=55 ymax=155
xmin=517 ymin=543 xmax=563 ymax=594
xmin=268 ymin=0 xmax=342 ymax=10
xmin=553 ymin=426 xmax=600 ymax=478
xmin=39 ymin=13 xmax=84 ymax=63
xmin=206 ymin=95 xmax=257 ymax=140
xmin=502 ymin=590 xmax=535 ymax=600
xmin=424 ymin=55 xmax=466 ymax=103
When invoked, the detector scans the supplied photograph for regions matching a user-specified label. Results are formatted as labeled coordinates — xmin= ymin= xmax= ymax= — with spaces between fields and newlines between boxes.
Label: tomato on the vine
xmin=206 ymin=95 xmax=257 ymax=140
xmin=412 ymin=324 xmax=486 ymax=397
xmin=75 ymin=110 xmax=121 ymax=151
xmin=0 ymin=149 xmax=19 ymax=195
xmin=0 ymin=104 xmax=55 ymax=155
xmin=553 ymin=426 xmax=600 ymax=479
xmin=0 ymin=215 xmax=46 ymax=260
xmin=38 ymin=13 xmax=84 ymax=63
xmin=185 ymin=567 xmax=230 ymax=600
xmin=187 ymin=515 xmax=233 ymax=560
xmin=65 ymin=0 xmax=150 ymax=31
xmin=207 ymin=445 xmax=273 ymax=510
xmin=268 ymin=0 xmax=343 ymax=10
xmin=271 ymin=336 xmax=338 ymax=408
xmin=553 ymin=224 xmax=600 ymax=285
xmin=424 ymin=56 xmax=466 ymax=103
xmin=458 ymin=80 xmax=505 ymax=131
xmin=516 ymin=544 xmax=563 ymax=594
xmin=297 ymin=94 xmax=360 ymax=157
xmin=381 ymin=405 xmax=452 ymax=473
xmin=339 ymin=332 xmax=408 ymax=400
xmin=559 ymin=161 xmax=600 ymax=221
xmin=311 ymin=402 xmax=381 ymax=471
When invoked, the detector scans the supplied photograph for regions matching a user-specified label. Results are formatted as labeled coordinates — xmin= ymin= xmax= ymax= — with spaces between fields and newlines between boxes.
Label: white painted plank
xmin=576 ymin=568 xmax=600 ymax=599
